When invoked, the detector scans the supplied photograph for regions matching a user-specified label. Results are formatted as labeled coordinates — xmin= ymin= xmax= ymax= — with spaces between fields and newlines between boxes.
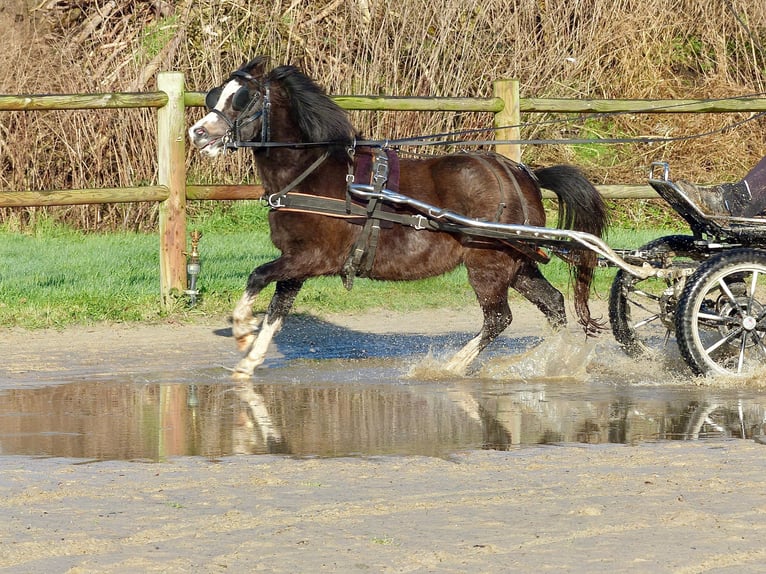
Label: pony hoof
xmin=232 ymin=357 xmax=258 ymax=379
xmin=231 ymin=368 xmax=253 ymax=380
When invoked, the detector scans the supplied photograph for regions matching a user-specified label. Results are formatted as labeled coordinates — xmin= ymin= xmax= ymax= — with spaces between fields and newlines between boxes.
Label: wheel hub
xmin=716 ymin=295 xmax=764 ymax=346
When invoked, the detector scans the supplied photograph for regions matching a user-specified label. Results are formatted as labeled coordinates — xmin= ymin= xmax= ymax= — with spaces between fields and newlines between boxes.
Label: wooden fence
xmin=2 ymin=71 xmax=766 ymax=304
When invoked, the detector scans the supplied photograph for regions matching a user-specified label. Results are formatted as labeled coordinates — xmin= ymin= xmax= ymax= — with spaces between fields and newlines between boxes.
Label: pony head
xmin=188 ymin=56 xmax=269 ymax=157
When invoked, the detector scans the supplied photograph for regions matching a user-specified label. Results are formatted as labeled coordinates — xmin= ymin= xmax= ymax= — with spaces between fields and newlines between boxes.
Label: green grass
xmin=0 ymin=204 xmax=677 ymax=328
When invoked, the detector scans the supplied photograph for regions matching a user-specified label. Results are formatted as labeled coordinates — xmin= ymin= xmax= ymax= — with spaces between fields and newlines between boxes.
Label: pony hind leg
xmin=444 ymin=258 xmax=515 ymax=375
xmin=443 ymin=257 xmax=565 ymax=375
xmin=510 ymin=261 xmax=567 ymax=330
xmin=444 ymin=298 xmax=513 ymax=375
xmin=233 ymin=278 xmax=304 ymax=379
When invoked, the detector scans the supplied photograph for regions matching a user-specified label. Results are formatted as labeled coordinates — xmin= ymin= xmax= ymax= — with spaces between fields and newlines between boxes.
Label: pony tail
xmin=533 ymin=165 xmax=609 ymax=335
xmin=534 ymin=165 xmax=609 ymax=237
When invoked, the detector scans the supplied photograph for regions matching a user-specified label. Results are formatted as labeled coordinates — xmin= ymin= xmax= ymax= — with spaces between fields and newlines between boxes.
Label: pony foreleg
xmin=232 ymin=260 xmax=287 ymax=353
xmin=233 ymin=315 xmax=284 ymax=378
xmin=233 ymin=279 xmax=303 ymax=378
xmin=232 ymin=293 xmax=262 ymax=352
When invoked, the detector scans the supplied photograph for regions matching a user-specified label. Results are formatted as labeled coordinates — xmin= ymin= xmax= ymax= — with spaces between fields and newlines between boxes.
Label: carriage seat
xmin=648 ymin=162 xmax=766 ymax=243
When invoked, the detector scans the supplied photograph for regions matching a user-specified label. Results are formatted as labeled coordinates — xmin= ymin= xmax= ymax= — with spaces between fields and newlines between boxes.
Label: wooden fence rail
xmin=3 ymin=71 xmax=766 ymax=303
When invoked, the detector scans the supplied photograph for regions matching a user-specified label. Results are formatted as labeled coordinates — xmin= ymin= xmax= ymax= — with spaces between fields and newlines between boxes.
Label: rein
xmin=211 ymin=69 xmax=766 ymax=152
xmin=222 ymin=108 xmax=766 ymax=152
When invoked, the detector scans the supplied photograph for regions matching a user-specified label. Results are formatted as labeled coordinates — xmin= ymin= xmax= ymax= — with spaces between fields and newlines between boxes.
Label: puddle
xmin=4 ymin=314 xmax=766 ymax=461
xmin=2 ymin=341 xmax=766 ymax=461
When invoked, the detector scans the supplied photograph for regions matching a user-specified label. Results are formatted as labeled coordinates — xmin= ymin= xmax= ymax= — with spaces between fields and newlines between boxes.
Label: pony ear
xmin=240 ymin=56 xmax=269 ymax=78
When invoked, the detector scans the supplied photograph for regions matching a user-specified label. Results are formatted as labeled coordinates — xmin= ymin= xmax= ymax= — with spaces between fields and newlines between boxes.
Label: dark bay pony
xmin=189 ymin=56 xmax=608 ymax=378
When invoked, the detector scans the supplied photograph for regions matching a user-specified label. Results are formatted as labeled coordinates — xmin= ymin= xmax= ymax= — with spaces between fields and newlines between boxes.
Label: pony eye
xmin=205 ymin=87 xmax=222 ymax=110
xmin=232 ymin=87 xmax=251 ymax=112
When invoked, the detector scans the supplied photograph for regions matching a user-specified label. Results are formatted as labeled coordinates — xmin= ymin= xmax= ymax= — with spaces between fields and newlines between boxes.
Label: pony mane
xmin=268 ymin=65 xmax=356 ymax=144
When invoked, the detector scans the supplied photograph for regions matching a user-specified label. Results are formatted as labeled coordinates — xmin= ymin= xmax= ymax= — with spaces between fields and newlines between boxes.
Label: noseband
xmin=207 ymin=70 xmax=271 ymax=149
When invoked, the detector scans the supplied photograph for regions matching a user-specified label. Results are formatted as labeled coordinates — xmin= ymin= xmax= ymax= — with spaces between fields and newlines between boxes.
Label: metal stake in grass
xmin=185 ymin=230 xmax=202 ymax=306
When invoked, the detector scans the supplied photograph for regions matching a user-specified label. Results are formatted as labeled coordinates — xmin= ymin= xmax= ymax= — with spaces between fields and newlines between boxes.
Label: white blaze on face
xmin=187 ymin=80 xmax=245 ymax=158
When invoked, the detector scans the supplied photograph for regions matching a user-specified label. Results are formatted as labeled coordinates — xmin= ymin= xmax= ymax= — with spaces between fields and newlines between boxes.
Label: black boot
xmin=677 ymin=180 xmax=751 ymax=217
xmin=719 ymin=181 xmax=752 ymax=216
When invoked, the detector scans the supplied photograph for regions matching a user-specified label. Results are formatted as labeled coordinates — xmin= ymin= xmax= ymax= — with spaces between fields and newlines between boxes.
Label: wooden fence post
xmin=493 ymin=79 xmax=521 ymax=162
xmin=157 ymin=72 xmax=187 ymax=306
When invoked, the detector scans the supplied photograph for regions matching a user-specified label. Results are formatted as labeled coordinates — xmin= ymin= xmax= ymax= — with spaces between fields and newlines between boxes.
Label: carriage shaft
xmin=347 ymin=184 xmax=656 ymax=280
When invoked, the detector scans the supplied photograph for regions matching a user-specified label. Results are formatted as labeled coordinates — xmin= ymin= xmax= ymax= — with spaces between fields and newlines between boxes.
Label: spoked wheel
xmin=609 ymin=235 xmax=701 ymax=358
xmin=675 ymin=248 xmax=766 ymax=377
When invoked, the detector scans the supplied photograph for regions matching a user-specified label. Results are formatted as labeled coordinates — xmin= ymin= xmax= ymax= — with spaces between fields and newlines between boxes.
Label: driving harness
xmin=266 ymin=149 xmax=547 ymax=290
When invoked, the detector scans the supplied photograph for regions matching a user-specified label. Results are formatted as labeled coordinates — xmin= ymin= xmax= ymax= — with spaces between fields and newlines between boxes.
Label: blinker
xmin=204 ymin=87 xmax=222 ymax=110
xmin=205 ymin=85 xmax=252 ymax=112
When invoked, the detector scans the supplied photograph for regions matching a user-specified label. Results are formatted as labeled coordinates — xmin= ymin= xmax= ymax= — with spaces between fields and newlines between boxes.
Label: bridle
xmin=205 ymin=69 xmax=341 ymax=207
xmin=206 ymin=70 xmax=271 ymax=149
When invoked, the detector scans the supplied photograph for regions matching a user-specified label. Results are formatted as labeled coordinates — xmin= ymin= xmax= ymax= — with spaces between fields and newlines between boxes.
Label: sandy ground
xmin=2 ymin=303 xmax=766 ymax=573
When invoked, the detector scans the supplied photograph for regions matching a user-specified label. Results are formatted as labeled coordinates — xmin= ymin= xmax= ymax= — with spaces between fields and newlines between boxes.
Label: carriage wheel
xmin=675 ymin=248 xmax=766 ymax=377
xmin=609 ymin=235 xmax=701 ymax=358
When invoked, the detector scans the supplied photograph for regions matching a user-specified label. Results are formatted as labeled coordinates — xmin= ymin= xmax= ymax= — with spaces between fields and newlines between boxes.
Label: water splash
xmin=587 ymin=342 xmax=693 ymax=386
xmin=402 ymin=329 xmax=766 ymax=389
xmin=479 ymin=331 xmax=597 ymax=380
xmin=406 ymin=352 xmax=464 ymax=381
xmin=697 ymin=364 xmax=766 ymax=389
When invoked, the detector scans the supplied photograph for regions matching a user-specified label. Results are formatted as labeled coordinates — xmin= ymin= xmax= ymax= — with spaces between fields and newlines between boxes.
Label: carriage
xmin=189 ymin=57 xmax=766 ymax=379
xmin=609 ymin=162 xmax=766 ymax=377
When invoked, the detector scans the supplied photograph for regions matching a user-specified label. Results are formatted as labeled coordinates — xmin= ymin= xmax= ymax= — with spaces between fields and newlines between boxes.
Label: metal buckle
xmin=413 ymin=215 xmax=428 ymax=230
xmin=372 ymin=149 xmax=389 ymax=189
xmin=649 ymin=161 xmax=671 ymax=182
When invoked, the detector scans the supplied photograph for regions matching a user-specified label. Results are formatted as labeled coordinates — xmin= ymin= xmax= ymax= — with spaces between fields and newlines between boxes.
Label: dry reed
xmin=2 ymin=0 xmax=765 ymax=229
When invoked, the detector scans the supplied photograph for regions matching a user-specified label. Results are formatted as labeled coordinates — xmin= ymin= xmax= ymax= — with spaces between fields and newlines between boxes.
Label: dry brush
xmin=1 ymin=0 xmax=765 ymax=229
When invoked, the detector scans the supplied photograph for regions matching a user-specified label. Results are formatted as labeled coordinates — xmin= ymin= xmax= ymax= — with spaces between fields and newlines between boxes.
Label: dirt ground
xmin=2 ymin=303 xmax=766 ymax=573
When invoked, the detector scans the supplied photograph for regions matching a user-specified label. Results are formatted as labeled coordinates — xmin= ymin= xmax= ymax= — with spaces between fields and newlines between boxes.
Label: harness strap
xmin=495 ymin=156 xmax=531 ymax=225
xmin=267 ymin=151 xmax=331 ymax=207
xmin=470 ymin=152 xmax=529 ymax=225
xmin=273 ymin=192 xmax=437 ymax=229
xmin=471 ymin=152 xmax=508 ymax=219
xmin=342 ymin=148 xmax=390 ymax=289
xmin=455 ymin=152 xmax=547 ymax=262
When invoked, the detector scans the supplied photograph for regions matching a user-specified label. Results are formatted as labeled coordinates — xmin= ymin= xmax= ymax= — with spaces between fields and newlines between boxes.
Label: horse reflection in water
xmin=0 ymin=382 xmax=760 ymax=458
xmin=188 ymin=56 xmax=608 ymax=378
xmin=230 ymin=384 xmax=288 ymax=455
xmin=226 ymin=382 xmax=760 ymax=455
